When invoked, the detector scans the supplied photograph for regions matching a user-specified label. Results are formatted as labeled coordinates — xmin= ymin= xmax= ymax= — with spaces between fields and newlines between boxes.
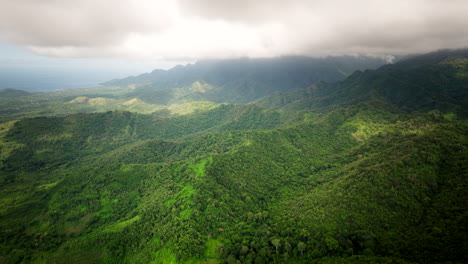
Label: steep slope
xmin=1 ymin=103 xmax=466 ymax=264
xmin=0 ymin=50 xmax=467 ymax=264
xmin=0 ymin=56 xmax=387 ymax=122
xmin=103 ymin=56 xmax=388 ymax=104
xmin=256 ymin=49 xmax=468 ymax=117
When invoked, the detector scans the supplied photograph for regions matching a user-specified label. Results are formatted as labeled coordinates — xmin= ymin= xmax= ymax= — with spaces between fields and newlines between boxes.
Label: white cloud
xmin=0 ymin=0 xmax=467 ymax=59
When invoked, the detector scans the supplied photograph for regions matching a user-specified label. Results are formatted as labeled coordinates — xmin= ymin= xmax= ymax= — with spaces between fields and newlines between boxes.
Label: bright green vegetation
xmin=0 ymin=49 xmax=467 ymax=263
xmin=103 ymin=215 xmax=141 ymax=233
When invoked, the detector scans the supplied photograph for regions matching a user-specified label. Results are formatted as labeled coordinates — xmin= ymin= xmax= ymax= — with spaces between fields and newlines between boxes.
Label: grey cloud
xmin=0 ymin=0 xmax=467 ymax=58
xmin=178 ymin=0 xmax=291 ymax=23
xmin=0 ymin=0 xmax=171 ymax=47
xmin=179 ymin=0 xmax=468 ymax=55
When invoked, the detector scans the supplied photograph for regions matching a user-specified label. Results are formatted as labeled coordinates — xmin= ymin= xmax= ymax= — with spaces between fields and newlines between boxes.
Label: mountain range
xmin=0 ymin=49 xmax=467 ymax=264
xmin=102 ymin=56 xmax=389 ymax=104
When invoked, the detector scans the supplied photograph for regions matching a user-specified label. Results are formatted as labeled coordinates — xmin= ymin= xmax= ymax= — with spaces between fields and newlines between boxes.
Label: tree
xmin=297 ymin=242 xmax=306 ymax=256
xmin=240 ymin=245 xmax=249 ymax=255
xmin=271 ymin=238 xmax=280 ymax=254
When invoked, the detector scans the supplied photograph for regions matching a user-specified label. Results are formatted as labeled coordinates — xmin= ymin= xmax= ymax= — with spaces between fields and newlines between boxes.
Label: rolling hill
xmin=0 ymin=49 xmax=467 ymax=264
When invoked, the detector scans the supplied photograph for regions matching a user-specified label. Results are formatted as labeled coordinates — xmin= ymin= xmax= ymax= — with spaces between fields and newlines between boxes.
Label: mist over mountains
xmin=1 ymin=1 xmax=467 ymax=263
xmin=103 ymin=55 xmax=390 ymax=104
xmin=0 ymin=49 xmax=467 ymax=263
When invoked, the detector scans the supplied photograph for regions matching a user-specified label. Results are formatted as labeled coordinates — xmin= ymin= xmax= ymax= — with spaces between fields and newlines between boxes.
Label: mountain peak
xmin=101 ymin=55 xmax=389 ymax=104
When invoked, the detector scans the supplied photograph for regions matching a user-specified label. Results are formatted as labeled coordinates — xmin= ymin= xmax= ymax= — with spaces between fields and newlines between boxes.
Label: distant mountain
xmin=256 ymin=49 xmax=468 ymax=117
xmin=102 ymin=56 xmax=389 ymax=104
xmin=0 ymin=88 xmax=30 ymax=97
xmin=1 ymin=50 xmax=467 ymax=264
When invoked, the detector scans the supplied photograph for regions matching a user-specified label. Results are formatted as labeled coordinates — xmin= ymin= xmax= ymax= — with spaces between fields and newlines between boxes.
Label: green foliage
xmin=0 ymin=50 xmax=467 ymax=263
xmin=257 ymin=49 xmax=468 ymax=119
xmin=103 ymin=56 xmax=387 ymax=104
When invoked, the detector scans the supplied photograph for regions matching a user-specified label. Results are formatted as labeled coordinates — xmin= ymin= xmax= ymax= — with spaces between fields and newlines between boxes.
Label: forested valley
xmin=0 ymin=50 xmax=467 ymax=263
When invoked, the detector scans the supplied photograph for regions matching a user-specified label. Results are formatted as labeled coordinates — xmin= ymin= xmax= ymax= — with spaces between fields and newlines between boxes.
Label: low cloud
xmin=0 ymin=0 xmax=467 ymax=59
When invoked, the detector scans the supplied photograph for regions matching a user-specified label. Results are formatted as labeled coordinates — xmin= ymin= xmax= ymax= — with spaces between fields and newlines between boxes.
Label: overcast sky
xmin=0 ymin=0 xmax=467 ymax=87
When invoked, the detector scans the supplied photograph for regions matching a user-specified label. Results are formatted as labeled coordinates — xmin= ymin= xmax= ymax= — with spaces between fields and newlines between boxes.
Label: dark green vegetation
xmin=0 ymin=50 xmax=467 ymax=263
xmin=0 ymin=55 xmax=387 ymax=123
xmin=102 ymin=56 xmax=388 ymax=104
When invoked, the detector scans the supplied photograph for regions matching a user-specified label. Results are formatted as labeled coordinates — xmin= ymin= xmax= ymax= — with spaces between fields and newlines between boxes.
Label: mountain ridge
xmin=255 ymin=49 xmax=468 ymax=117
xmin=102 ymin=55 xmax=389 ymax=104
xmin=0 ymin=49 xmax=467 ymax=263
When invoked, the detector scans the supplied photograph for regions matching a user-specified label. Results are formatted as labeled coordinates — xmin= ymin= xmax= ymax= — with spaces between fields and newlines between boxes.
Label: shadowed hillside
xmin=0 ymin=50 xmax=467 ymax=263
xmin=103 ymin=56 xmax=388 ymax=104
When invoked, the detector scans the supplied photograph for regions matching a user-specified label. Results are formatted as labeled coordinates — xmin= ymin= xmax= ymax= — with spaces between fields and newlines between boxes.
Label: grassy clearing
xmin=188 ymin=157 xmax=212 ymax=178
xmin=103 ymin=215 xmax=141 ymax=233
xmin=36 ymin=180 xmax=61 ymax=190
xmin=202 ymin=238 xmax=223 ymax=264
xmin=169 ymin=101 xmax=220 ymax=116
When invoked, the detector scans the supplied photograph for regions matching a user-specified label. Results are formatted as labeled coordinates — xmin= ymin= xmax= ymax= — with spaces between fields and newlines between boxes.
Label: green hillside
xmin=0 ymin=56 xmax=388 ymax=122
xmin=256 ymin=49 xmax=468 ymax=117
xmin=102 ymin=56 xmax=388 ymax=104
xmin=0 ymin=50 xmax=467 ymax=263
